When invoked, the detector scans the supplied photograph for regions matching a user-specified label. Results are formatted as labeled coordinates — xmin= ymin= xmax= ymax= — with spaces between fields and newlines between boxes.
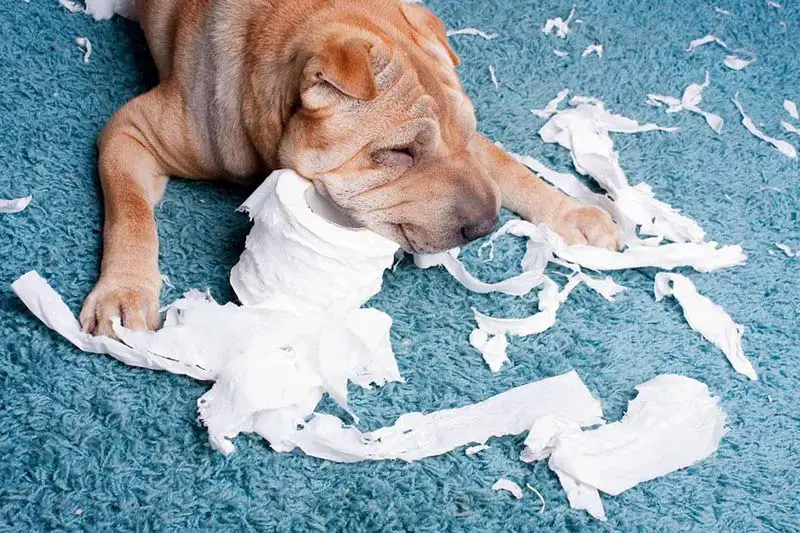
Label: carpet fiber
xmin=1 ymin=0 xmax=798 ymax=530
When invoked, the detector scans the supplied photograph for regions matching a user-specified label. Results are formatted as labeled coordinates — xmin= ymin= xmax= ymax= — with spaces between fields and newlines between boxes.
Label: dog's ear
xmin=304 ymin=38 xmax=378 ymax=105
xmin=399 ymin=3 xmax=460 ymax=67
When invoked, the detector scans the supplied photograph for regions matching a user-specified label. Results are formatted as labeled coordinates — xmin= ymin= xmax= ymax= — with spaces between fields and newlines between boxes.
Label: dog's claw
xmin=80 ymin=275 xmax=161 ymax=338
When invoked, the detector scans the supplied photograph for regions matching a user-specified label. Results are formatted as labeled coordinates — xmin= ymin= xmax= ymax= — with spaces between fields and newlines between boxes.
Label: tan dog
xmin=80 ymin=0 xmax=619 ymax=337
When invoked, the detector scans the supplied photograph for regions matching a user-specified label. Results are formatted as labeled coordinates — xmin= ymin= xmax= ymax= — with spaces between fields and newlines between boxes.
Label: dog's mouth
xmin=397 ymin=224 xmax=418 ymax=254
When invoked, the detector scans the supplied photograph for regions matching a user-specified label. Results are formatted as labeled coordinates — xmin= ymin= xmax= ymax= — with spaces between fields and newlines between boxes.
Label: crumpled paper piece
xmin=654 ymin=273 xmax=757 ymax=380
xmin=0 ymin=195 xmax=31 ymax=214
xmin=732 ymin=93 xmax=797 ymax=159
xmin=522 ymin=375 xmax=727 ymax=521
xmin=581 ymin=44 xmax=603 ymax=58
xmin=646 ymin=70 xmax=724 ymax=133
xmin=542 ymin=7 xmax=576 ymax=38
xmin=75 ymin=37 xmax=92 ymax=63
xmin=446 ymin=28 xmax=498 ymax=40
xmin=492 ymin=478 xmax=524 ymax=499
xmin=468 ymin=328 xmax=509 ymax=372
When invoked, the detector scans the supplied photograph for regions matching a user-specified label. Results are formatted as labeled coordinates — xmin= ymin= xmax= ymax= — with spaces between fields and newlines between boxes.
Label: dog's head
xmin=278 ymin=3 xmax=500 ymax=253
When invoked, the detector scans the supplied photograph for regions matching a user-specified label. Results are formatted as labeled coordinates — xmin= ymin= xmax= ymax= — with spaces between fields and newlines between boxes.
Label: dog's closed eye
xmin=372 ymin=147 xmax=414 ymax=167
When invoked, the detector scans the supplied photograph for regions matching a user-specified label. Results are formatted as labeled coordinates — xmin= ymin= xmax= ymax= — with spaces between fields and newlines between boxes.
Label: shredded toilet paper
xmin=686 ymin=34 xmax=728 ymax=52
xmin=58 ymin=0 xmax=83 ymax=13
xmin=465 ymin=444 xmax=490 ymax=455
xmin=532 ymin=88 xmax=570 ymax=119
xmin=581 ymin=44 xmax=603 ymax=58
xmin=785 ymin=99 xmax=799 ymax=120
xmin=646 ymin=71 xmax=724 ymax=133
xmin=542 ymin=7 xmax=576 ymax=38
xmin=553 ymin=49 xmax=568 ymax=57
xmin=782 ymin=121 xmax=800 ymax=136
xmin=488 ymin=65 xmax=499 ymax=90
xmin=732 ymin=93 xmax=797 ymax=159
xmin=75 ymin=37 xmax=92 ymax=63
xmin=522 ymin=375 xmax=727 ymax=520
xmin=0 ymin=195 xmax=31 ymax=213
xmin=654 ymin=273 xmax=757 ymax=380
xmin=84 ymin=0 xmax=138 ymax=20
xmin=492 ymin=478 xmax=524 ymax=499
xmin=446 ymin=28 xmax=498 ymax=40
xmin=468 ymin=328 xmax=509 ymax=372
xmin=714 ymin=7 xmax=733 ymax=16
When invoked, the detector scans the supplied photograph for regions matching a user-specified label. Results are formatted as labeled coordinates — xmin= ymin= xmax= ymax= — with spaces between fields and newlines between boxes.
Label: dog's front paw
xmin=557 ymin=205 xmax=620 ymax=250
xmin=80 ymin=274 xmax=161 ymax=338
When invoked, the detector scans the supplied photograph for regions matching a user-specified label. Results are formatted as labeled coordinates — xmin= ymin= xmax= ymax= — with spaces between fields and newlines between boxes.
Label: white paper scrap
xmin=732 ymin=93 xmax=797 ymax=159
xmin=723 ymin=52 xmax=755 ymax=70
xmin=469 ymin=328 xmax=509 ymax=373
xmin=526 ymin=483 xmax=546 ymax=513
xmin=59 ymin=0 xmax=84 ymax=13
xmin=446 ymin=28 xmax=498 ymax=40
xmin=714 ymin=7 xmax=733 ymax=16
xmin=0 ymin=195 xmax=31 ymax=214
xmin=581 ymin=44 xmax=603 ymax=58
xmin=647 ymin=71 xmax=723 ymax=133
xmin=492 ymin=478 xmax=524 ymax=499
xmin=542 ymin=7 xmax=576 ymax=38
xmin=465 ymin=444 xmax=490 ymax=456
xmin=283 ymin=370 xmax=605 ymax=462
xmin=84 ymin=0 xmax=139 ymax=21
xmin=532 ymin=88 xmax=570 ymax=118
xmin=782 ymin=121 xmax=800 ymax=136
xmin=768 ymin=0 xmax=781 ymax=8
xmin=655 ymin=273 xmax=757 ymax=380
xmin=553 ymin=49 xmax=568 ymax=57
xmin=784 ymin=99 xmax=799 ymax=120
xmin=548 ymin=374 xmax=727 ymax=497
xmin=489 ymin=64 xmax=499 ymax=90
xmin=75 ymin=37 xmax=92 ymax=63
xmin=775 ymin=243 xmax=794 ymax=257
xmin=686 ymin=34 xmax=729 ymax=52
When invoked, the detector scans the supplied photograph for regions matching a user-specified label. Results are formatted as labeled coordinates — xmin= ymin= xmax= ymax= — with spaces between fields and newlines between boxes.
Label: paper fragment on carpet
xmin=647 ymin=70 xmax=723 ymax=133
xmin=553 ymin=49 xmax=568 ymax=57
xmin=469 ymin=329 xmax=509 ymax=373
xmin=284 ymin=370 xmax=605 ymax=462
xmin=0 ymin=195 xmax=31 ymax=214
xmin=542 ymin=7 xmax=576 ymax=38
xmin=446 ymin=28 xmax=498 ymax=40
xmin=492 ymin=478 xmax=524 ymax=499
xmin=782 ymin=121 xmax=800 ymax=136
xmin=526 ymin=484 xmax=546 ymax=513
xmin=465 ymin=444 xmax=490 ymax=456
xmin=532 ymin=88 xmax=569 ymax=118
xmin=489 ymin=65 xmax=499 ymax=90
xmin=686 ymin=34 xmax=729 ymax=52
xmin=655 ymin=273 xmax=757 ymax=380
xmin=784 ymin=99 xmax=799 ymax=120
xmin=76 ymin=37 xmax=92 ymax=63
xmin=714 ymin=7 xmax=733 ymax=15
xmin=59 ymin=0 xmax=83 ymax=13
xmin=581 ymin=44 xmax=603 ymax=58
xmin=775 ymin=243 xmax=794 ymax=257
xmin=732 ymin=93 xmax=797 ymax=159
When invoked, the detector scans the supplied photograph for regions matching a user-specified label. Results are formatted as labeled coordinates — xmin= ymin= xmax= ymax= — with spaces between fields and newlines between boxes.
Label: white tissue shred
xmin=782 ymin=121 xmax=800 ymax=136
xmin=686 ymin=34 xmax=729 ymax=52
xmin=492 ymin=478 xmax=524 ymax=499
xmin=532 ymin=88 xmax=570 ymax=118
xmin=0 ymin=195 xmax=31 ymax=213
xmin=542 ymin=7 xmax=576 ymax=38
xmin=465 ymin=444 xmax=490 ymax=456
xmin=469 ymin=328 xmax=509 ymax=372
xmin=714 ymin=7 xmax=733 ymax=15
xmin=732 ymin=93 xmax=797 ymax=159
xmin=522 ymin=375 xmax=726 ymax=520
xmin=767 ymin=0 xmax=781 ymax=8
xmin=581 ymin=44 xmax=603 ymax=58
xmin=552 ymin=49 xmax=568 ymax=57
xmin=84 ymin=0 xmax=138 ymax=20
xmin=488 ymin=64 xmax=499 ymax=90
xmin=75 ymin=37 xmax=92 ymax=63
xmin=59 ymin=0 xmax=84 ymax=13
xmin=723 ymin=53 xmax=756 ymax=70
xmin=647 ymin=70 xmax=723 ymax=133
xmin=775 ymin=243 xmax=794 ymax=257
xmin=526 ymin=484 xmax=546 ymax=513
xmin=784 ymin=99 xmax=799 ymax=120
xmin=445 ymin=28 xmax=498 ymax=40
xmin=655 ymin=273 xmax=757 ymax=380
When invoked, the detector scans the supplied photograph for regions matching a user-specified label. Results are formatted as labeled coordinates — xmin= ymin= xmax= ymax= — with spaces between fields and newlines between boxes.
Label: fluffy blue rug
xmin=1 ymin=0 xmax=798 ymax=530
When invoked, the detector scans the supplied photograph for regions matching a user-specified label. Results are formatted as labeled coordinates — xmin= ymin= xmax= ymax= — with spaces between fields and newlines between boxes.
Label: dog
xmin=80 ymin=0 xmax=619 ymax=337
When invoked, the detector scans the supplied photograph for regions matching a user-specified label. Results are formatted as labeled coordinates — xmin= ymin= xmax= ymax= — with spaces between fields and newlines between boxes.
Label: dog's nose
xmin=460 ymin=213 xmax=499 ymax=242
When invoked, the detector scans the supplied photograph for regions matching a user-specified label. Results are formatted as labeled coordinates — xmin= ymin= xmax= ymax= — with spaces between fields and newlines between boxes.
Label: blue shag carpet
xmin=1 ymin=0 xmax=798 ymax=530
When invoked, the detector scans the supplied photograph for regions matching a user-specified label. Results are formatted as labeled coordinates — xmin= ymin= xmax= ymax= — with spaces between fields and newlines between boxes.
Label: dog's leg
xmin=80 ymin=87 xmax=189 ymax=337
xmin=473 ymin=135 xmax=619 ymax=249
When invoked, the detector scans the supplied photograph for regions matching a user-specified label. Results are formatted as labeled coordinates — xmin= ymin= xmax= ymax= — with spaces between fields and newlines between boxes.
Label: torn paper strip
xmin=686 ymin=34 xmax=729 ymax=52
xmin=281 ymin=370 xmax=604 ymax=462
xmin=465 ymin=444 xmax=490 ymax=456
xmin=784 ymin=99 xmax=799 ymax=120
xmin=532 ymin=88 xmax=569 ymax=118
xmin=59 ymin=0 xmax=84 ymax=13
xmin=542 ymin=7 xmax=576 ymax=38
xmin=75 ymin=37 xmax=92 ymax=63
xmin=782 ymin=121 xmax=800 ymax=136
xmin=492 ymin=478 xmax=524 ymax=499
xmin=469 ymin=328 xmax=509 ymax=373
xmin=526 ymin=484 xmax=546 ymax=513
xmin=553 ymin=49 xmax=568 ymax=57
xmin=723 ymin=52 xmax=756 ymax=70
xmin=768 ymin=0 xmax=781 ymax=7
xmin=489 ymin=65 xmax=499 ymax=90
xmin=647 ymin=71 xmax=723 ymax=133
xmin=0 ymin=195 xmax=31 ymax=214
xmin=654 ymin=273 xmax=757 ymax=379
xmin=581 ymin=44 xmax=603 ymax=58
xmin=732 ymin=93 xmax=797 ymax=159
xmin=714 ymin=7 xmax=733 ymax=15
xmin=775 ymin=243 xmax=794 ymax=257
xmin=548 ymin=374 xmax=727 ymax=497
xmin=446 ymin=28 xmax=498 ymax=40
